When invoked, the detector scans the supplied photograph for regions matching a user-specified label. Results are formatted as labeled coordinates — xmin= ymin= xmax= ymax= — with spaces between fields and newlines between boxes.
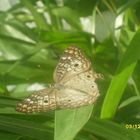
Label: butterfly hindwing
xmin=16 ymin=88 xmax=56 ymax=113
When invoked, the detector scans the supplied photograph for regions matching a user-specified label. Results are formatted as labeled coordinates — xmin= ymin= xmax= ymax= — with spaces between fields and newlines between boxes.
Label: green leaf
xmin=0 ymin=96 xmax=21 ymax=114
xmin=21 ymin=0 xmax=49 ymax=30
xmin=0 ymin=115 xmax=53 ymax=140
xmin=55 ymin=105 xmax=93 ymax=140
xmin=84 ymin=117 xmax=140 ymax=140
xmin=95 ymin=11 xmax=116 ymax=42
xmin=0 ymin=131 xmax=20 ymax=140
xmin=52 ymin=7 xmax=82 ymax=30
xmin=101 ymin=29 xmax=140 ymax=118
xmin=64 ymin=0 xmax=98 ymax=17
xmin=118 ymin=0 xmax=140 ymax=14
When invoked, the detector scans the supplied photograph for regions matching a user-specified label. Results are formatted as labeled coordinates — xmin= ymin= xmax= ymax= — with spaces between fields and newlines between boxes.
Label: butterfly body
xmin=16 ymin=46 xmax=100 ymax=113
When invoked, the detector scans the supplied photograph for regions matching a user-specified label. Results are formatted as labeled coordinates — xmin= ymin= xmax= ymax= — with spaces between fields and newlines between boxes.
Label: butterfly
xmin=16 ymin=46 xmax=100 ymax=113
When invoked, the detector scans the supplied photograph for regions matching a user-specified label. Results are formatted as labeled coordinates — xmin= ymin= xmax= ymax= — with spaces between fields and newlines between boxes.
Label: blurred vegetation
xmin=0 ymin=0 xmax=140 ymax=140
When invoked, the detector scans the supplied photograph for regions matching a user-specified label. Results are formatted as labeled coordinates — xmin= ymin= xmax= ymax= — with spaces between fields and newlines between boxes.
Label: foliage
xmin=0 ymin=0 xmax=140 ymax=140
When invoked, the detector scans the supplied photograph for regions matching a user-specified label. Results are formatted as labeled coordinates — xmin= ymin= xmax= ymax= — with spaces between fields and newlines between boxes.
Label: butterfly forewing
xmin=53 ymin=46 xmax=91 ymax=83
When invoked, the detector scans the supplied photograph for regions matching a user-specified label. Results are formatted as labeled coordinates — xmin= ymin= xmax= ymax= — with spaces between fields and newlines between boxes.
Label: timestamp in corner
xmin=125 ymin=124 xmax=140 ymax=129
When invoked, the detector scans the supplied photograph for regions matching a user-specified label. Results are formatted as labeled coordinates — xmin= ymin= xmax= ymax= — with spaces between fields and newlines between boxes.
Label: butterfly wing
xmin=16 ymin=88 xmax=57 ymax=113
xmin=53 ymin=46 xmax=91 ymax=83
xmin=66 ymin=69 xmax=99 ymax=92
xmin=55 ymin=84 xmax=99 ymax=109
xmin=16 ymin=46 xmax=100 ymax=113
xmin=16 ymin=83 xmax=99 ymax=113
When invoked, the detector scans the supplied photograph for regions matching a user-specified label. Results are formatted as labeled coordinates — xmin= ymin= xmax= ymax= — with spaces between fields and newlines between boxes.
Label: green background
xmin=0 ymin=0 xmax=140 ymax=140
